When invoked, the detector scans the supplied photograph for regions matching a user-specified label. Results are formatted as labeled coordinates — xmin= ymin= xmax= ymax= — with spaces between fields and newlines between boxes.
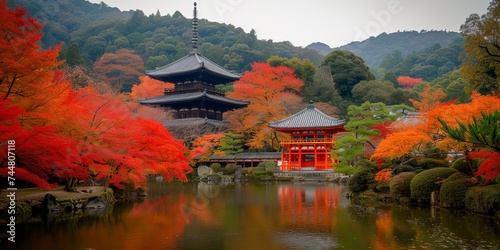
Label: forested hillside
xmin=9 ymin=0 xmax=322 ymax=72
xmin=374 ymin=38 xmax=464 ymax=81
xmin=8 ymin=0 xmax=133 ymax=46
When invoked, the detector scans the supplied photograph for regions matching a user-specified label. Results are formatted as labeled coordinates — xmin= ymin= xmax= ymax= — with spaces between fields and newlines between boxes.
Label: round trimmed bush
xmin=257 ymin=161 xmax=278 ymax=171
xmin=465 ymin=184 xmax=500 ymax=216
xmin=223 ymin=163 xmax=236 ymax=175
xmin=391 ymin=165 xmax=414 ymax=176
xmin=450 ymin=157 xmax=474 ymax=176
xmin=390 ymin=172 xmax=416 ymax=201
xmin=210 ymin=163 xmax=222 ymax=173
xmin=348 ymin=171 xmax=374 ymax=193
xmin=416 ymin=158 xmax=449 ymax=169
xmin=410 ymin=167 xmax=457 ymax=204
xmin=440 ymin=173 xmax=475 ymax=208
xmin=354 ymin=159 xmax=377 ymax=173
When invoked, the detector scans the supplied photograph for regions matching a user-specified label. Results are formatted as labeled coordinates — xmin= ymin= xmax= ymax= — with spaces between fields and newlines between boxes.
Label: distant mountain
xmin=306 ymin=42 xmax=332 ymax=56
xmin=306 ymin=31 xmax=462 ymax=68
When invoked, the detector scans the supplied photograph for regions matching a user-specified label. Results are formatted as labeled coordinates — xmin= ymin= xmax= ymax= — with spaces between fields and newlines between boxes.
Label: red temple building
xmin=269 ymin=102 xmax=345 ymax=171
xmin=138 ymin=3 xmax=248 ymax=137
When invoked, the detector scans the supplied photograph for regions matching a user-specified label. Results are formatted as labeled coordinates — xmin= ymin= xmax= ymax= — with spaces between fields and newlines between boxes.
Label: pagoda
xmin=139 ymin=3 xmax=248 ymax=135
xmin=268 ymin=102 xmax=345 ymax=171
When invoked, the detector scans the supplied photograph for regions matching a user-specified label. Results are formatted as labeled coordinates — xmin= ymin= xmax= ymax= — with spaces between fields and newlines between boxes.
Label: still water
xmin=4 ymin=181 xmax=500 ymax=250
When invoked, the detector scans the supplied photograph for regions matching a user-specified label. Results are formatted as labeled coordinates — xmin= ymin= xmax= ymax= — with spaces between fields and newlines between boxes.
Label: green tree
xmin=303 ymin=66 xmax=346 ymax=116
xmin=460 ymin=0 xmax=500 ymax=94
xmin=351 ymin=80 xmax=398 ymax=105
xmin=320 ymin=50 xmax=375 ymax=100
xmin=380 ymin=49 xmax=403 ymax=69
xmin=383 ymin=71 xmax=398 ymax=86
xmin=65 ymin=43 xmax=84 ymax=66
xmin=431 ymin=70 xmax=470 ymax=103
xmin=146 ymin=55 xmax=169 ymax=70
xmin=267 ymin=55 xmax=316 ymax=86
xmin=216 ymin=131 xmax=244 ymax=155
xmin=334 ymin=102 xmax=391 ymax=167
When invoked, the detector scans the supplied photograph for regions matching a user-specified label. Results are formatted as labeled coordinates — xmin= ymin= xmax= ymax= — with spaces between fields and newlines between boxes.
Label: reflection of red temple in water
xmin=269 ymin=102 xmax=345 ymax=171
xmin=278 ymin=185 xmax=340 ymax=229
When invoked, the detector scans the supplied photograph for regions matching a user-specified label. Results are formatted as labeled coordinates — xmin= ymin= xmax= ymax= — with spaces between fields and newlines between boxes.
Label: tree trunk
xmin=64 ymin=177 xmax=78 ymax=191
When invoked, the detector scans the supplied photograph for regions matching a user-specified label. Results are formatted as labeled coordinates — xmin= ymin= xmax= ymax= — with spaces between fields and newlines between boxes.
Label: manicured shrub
xmin=391 ymin=165 xmax=414 ymax=176
xmin=410 ymin=167 xmax=457 ymax=204
xmin=423 ymin=146 xmax=448 ymax=160
xmin=252 ymin=168 xmax=273 ymax=179
xmin=223 ymin=164 xmax=236 ymax=175
xmin=375 ymin=182 xmax=390 ymax=193
xmin=242 ymin=167 xmax=253 ymax=176
xmin=465 ymin=184 xmax=500 ymax=216
xmin=440 ymin=173 xmax=475 ymax=208
xmin=450 ymin=157 xmax=474 ymax=176
xmin=210 ymin=163 xmax=222 ymax=173
xmin=390 ymin=172 xmax=416 ymax=200
xmin=348 ymin=171 xmax=374 ymax=193
xmin=354 ymin=159 xmax=378 ymax=173
xmin=416 ymin=158 xmax=449 ymax=169
xmin=257 ymin=161 xmax=278 ymax=171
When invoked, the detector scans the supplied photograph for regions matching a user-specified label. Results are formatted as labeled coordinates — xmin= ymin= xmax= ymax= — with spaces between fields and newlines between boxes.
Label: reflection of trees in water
xmin=278 ymin=184 xmax=340 ymax=230
xmin=12 ymin=183 xmax=500 ymax=249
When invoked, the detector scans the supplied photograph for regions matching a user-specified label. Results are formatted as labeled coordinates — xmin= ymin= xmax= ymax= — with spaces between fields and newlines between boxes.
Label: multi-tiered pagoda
xmin=269 ymin=102 xmax=345 ymax=171
xmin=139 ymin=3 xmax=248 ymax=137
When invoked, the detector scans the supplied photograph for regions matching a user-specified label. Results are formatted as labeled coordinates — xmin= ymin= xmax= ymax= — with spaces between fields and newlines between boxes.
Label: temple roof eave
xmin=138 ymin=91 xmax=249 ymax=107
xmin=268 ymin=105 xmax=345 ymax=130
xmin=145 ymin=53 xmax=240 ymax=83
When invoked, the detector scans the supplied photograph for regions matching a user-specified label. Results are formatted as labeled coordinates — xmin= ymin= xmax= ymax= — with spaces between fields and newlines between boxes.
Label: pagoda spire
xmin=192 ymin=2 xmax=199 ymax=52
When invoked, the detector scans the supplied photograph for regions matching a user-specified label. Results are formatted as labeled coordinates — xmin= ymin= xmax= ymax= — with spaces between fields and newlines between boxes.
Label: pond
xmin=2 ymin=181 xmax=500 ymax=250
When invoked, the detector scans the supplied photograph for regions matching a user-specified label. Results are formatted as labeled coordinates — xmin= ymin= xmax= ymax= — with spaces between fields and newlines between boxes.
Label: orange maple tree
xmin=226 ymin=62 xmax=304 ymax=149
xmin=372 ymin=93 xmax=500 ymax=179
xmin=0 ymin=1 xmax=62 ymax=101
xmin=130 ymin=75 xmax=174 ymax=100
xmin=374 ymin=168 xmax=392 ymax=182
xmin=190 ymin=133 xmax=225 ymax=162
xmin=409 ymin=84 xmax=446 ymax=112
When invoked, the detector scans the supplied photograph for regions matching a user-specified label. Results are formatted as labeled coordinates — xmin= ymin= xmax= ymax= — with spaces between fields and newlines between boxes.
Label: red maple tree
xmin=0 ymin=2 xmax=191 ymax=190
xmin=397 ymin=76 xmax=423 ymax=90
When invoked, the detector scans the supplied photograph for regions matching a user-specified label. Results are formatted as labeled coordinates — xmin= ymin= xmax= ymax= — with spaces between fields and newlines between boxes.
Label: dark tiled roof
xmin=138 ymin=91 xmax=249 ymax=107
xmin=145 ymin=52 xmax=240 ymax=83
xmin=196 ymin=152 xmax=281 ymax=161
xmin=268 ymin=104 xmax=345 ymax=129
xmin=163 ymin=118 xmax=230 ymax=128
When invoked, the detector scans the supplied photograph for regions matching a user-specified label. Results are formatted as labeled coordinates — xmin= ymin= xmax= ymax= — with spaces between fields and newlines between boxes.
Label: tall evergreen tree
xmin=65 ymin=43 xmax=84 ymax=66
xmin=320 ymin=50 xmax=374 ymax=100
xmin=334 ymin=102 xmax=390 ymax=167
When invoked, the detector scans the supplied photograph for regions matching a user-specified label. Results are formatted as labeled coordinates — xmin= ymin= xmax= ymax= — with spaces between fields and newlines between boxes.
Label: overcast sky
xmin=87 ymin=0 xmax=491 ymax=48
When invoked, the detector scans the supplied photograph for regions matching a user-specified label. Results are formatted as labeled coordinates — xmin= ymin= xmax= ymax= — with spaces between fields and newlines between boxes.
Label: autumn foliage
xmin=130 ymin=75 xmax=174 ymax=100
xmin=375 ymin=168 xmax=392 ymax=182
xmin=0 ymin=2 xmax=190 ymax=190
xmin=226 ymin=62 xmax=304 ymax=149
xmin=397 ymin=76 xmax=423 ymax=90
xmin=409 ymin=84 xmax=446 ymax=112
xmin=372 ymin=92 xmax=500 ymax=183
xmin=92 ymin=49 xmax=145 ymax=92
